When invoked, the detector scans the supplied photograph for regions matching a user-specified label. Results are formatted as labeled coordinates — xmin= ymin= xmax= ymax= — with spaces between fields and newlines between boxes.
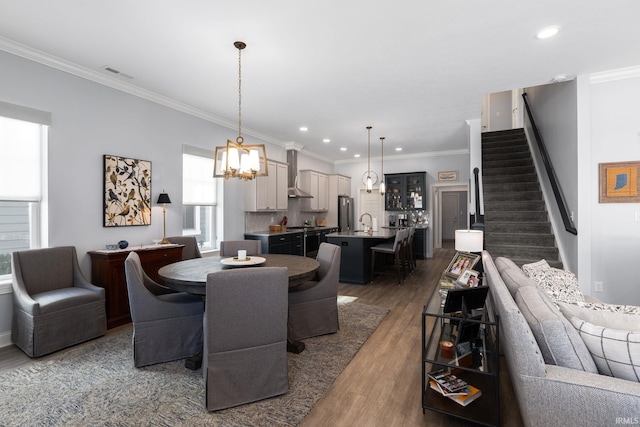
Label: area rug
xmin=0 ymin=301 xmax=388 ymax=426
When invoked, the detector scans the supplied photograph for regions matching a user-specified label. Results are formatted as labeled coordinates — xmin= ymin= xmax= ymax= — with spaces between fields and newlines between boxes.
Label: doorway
xmin=442 ymin=193 xmax=460 ymax=241
xmin=432 ymin=184 xmax=468 ymax=250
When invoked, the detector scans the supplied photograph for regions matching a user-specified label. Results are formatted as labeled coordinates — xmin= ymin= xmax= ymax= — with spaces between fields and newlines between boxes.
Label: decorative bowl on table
xmin=105 ymin=244 xmax=118 ymax=250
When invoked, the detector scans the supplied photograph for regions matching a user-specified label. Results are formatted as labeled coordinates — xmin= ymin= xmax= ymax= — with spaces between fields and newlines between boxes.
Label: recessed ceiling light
xmin=395 ymin=147 xmax=402 ymax=151
xmin=536 ymin=26 xmax=560 ymax=39
xmin=299 ymin=126 xmax=308 ymax=132
xmin=340 ymin=147 xmax=347 ymax=151
xmin=354 ymin=154 xmax=361 ymax=158
xmin=323 ymin=138 xmax=330 ymax=143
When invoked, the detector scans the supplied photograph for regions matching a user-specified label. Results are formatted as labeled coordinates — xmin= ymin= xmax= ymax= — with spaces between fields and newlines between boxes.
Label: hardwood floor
xmin=0 ymin=245 xmax=524 ymax=427
xmin=301 ymin=246 xmax=524 ymax=427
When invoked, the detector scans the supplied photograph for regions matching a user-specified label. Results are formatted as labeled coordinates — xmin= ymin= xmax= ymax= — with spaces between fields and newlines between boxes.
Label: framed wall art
xmin=438 ymin=170 xmax=458 ymax=182
xmin=104 ymin=155 xmax=152 ymax=227
xmin=599 ymin=161 xmax=640 ymax=203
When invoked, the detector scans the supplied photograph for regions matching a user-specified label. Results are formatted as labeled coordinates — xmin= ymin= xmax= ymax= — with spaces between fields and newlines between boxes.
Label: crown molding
xmin=590 ymin=65 xmax=640 ymax=84
xmin=0 ymin=36 xmax=284 ymax=146
xmin=334 ymin=148 xmax=469 ymax=165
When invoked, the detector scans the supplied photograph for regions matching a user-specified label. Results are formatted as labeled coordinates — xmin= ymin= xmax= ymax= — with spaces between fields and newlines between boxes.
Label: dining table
xmin=157 ymin=253 xmax=321 ymax=363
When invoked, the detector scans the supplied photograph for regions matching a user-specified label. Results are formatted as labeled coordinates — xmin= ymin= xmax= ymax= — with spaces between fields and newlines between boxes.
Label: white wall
xmin=588 ymin=73 xmax=640 ymax=305
xmin=523 ymin=81 xmax=579 ymax=273
xmin=524 ymin=71 xmax=640 ymax=306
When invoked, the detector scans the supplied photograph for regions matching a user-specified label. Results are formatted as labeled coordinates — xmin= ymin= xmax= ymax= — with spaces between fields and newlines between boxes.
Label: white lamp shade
xmin=228 ymin=147 xmax=240 ymax=170
xmin=249 ymin=149 xmax=260 ymax=171
xmin=455 ymin=229 xmax=484 ymax=252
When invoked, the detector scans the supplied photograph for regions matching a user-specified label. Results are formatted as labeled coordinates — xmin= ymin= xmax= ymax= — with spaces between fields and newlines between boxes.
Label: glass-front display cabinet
xmin=384 ymin=172 xmax=426 ymax=211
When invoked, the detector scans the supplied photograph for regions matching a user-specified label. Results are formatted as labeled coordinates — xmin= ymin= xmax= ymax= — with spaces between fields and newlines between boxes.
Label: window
xmin=0 ymin=102 xmax=50 ymax=279
xmin=182 ymin=147 xmax=218 ymax=251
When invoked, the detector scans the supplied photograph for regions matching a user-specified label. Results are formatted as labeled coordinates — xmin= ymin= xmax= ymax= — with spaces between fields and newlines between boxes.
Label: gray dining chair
xmin=167 ymin=235 xmax=202 ymax=260
xmin=11 ymin=246 xmax=107 ymax=357
xmin=287 ymin=242 xmax=341 ymax=341
xmin=203 ymin=267 xmax=288 ymax=411
xmin=124 ymin=251 xmax=204 ymax=367
xmin=219 ymin=240 xmax=262 ymax=257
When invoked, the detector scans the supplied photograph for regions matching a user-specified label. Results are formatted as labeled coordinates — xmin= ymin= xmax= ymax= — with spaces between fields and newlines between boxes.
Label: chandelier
xmin=213 ymin=41 xmax=268 ymax=180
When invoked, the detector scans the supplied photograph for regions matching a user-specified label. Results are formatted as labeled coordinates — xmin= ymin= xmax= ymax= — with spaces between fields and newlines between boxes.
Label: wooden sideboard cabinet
xmin=88 ymin=244 xmax=184 ymax=329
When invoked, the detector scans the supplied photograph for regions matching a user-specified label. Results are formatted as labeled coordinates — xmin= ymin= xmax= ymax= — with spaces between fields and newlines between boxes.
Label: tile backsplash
xmin=244 ymin=199 xmax=327 ymax=233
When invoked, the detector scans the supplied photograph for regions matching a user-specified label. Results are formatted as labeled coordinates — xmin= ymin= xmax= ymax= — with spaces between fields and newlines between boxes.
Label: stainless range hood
xmin=287 ymin=150 xmax=313 ymax=198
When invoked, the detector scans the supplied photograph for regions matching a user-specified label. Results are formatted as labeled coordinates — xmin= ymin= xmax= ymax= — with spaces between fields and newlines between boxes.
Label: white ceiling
xmin=2 ymin=1 xmax=640 ymax=163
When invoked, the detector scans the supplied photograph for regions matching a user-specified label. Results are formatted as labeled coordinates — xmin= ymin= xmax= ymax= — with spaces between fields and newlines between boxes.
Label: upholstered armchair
xmin=167 ymin=235 xmax=202 ymax=260
xmin=204 ymin=267 xmax=288 ymax=411
xmin=124 ymin=252 xmax=204 ymax=367
xmin=11 ymin=246 xmax=107 ymax=357
xmin=219 ymin=240 xmax=261 ymax=257
xmin=287 ymin=242 xmax=341 ymax=341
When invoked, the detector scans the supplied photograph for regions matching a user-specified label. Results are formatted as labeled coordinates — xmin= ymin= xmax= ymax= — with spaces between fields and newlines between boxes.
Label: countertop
xmin=381 ymin=225 xmax=429 ymax=229
xmin=326 ymin=229 xmax=396 ymax=239
xmin=245 ymin=226 xmax=338 ymax=237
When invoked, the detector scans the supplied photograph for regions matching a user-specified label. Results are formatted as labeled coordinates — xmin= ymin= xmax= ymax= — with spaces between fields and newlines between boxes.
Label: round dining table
xmin=158 ymin=253 xmax=320 ymax=359
xmin=158 ymin=254 xmax=320 ymax=294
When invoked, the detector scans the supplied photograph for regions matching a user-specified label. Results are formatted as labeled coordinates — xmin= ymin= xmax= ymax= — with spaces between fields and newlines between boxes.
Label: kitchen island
xmin=326 ymin=229 xmax=396 ymax=284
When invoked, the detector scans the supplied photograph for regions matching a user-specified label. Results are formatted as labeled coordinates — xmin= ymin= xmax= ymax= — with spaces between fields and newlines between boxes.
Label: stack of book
xmin=428 ymin=368 xmax=482 ymax=407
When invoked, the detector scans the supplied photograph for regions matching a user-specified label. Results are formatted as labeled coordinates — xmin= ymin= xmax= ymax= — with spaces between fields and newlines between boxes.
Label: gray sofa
xmin=483 ymin=251 xmax=640 ymax=427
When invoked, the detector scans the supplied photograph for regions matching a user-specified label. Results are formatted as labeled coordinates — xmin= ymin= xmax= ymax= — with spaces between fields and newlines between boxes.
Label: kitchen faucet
xmin=359 ymin=212 xmax=372 ymax=232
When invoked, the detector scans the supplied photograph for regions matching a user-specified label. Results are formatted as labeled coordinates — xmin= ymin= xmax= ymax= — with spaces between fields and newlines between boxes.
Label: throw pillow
xmin=558 ymin=302 xmax=640 ymax=332
xmin=577 ymin=301 xmax=640 ymax=316
xmin=521 ymin=259 xmax=551 ymax=276
xmin=521 ymin=260 xmax=584 ymax=304
xmin=567 ymin=316 xmax=640 ymax=382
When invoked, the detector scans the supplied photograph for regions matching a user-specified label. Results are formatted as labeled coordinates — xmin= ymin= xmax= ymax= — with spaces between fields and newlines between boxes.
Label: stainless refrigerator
xmin=338 ymin=196 xmax=355 ymax=231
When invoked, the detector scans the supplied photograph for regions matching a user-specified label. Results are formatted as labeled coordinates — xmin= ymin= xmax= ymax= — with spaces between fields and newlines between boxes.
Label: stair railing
xmin=471 ymin=167 xmax=484 ymax=231
xmin=522 ymin=92 xmax=577 ymax=235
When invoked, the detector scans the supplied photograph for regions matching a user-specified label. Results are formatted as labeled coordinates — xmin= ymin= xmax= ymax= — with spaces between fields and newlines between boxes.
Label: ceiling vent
xmin=101 ymin=66 xmax=133 ymax=79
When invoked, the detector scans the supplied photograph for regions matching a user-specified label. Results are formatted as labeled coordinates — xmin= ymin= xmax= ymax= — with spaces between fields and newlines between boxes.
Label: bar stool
xmin=406 ymin=226 xmax=416 ymax=273
xmin=370 ymin=229 xmax=405 ymax=285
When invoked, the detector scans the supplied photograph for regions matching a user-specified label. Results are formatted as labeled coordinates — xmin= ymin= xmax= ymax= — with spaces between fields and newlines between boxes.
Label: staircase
xmin=481 ymin=128 xmax=561 ymax=267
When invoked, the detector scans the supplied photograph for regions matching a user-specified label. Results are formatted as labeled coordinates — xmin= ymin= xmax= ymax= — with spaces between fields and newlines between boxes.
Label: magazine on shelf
xmin=430 ymin=381 xmax=483 ymax=406
xmin=427 ymin=368 xmax=469 ymax=394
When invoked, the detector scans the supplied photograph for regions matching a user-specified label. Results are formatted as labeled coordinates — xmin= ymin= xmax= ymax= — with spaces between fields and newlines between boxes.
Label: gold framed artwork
xmin=438 ymin=170 xmax=458 ymax=182
xmin=599 ymin=161 xmax=640 ymax=203
xmin=103 ymin=155 xmax=152 ymax=227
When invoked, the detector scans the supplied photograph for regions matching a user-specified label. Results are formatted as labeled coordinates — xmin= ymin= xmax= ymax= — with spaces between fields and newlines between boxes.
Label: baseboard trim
xmin=0 ymin=330 xmax=12 ymax=348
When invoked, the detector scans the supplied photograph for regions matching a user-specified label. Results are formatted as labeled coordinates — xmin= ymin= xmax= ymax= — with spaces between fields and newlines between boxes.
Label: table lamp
xmin=455 ymin=229 xmax=484 ymax=253
xmin=157 ymin=191 xmax=172 ymax=244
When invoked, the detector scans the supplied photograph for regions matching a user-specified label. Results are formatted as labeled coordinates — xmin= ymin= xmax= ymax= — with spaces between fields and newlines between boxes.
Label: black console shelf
xmin=422 ymin=277 xmax=500 ymax=426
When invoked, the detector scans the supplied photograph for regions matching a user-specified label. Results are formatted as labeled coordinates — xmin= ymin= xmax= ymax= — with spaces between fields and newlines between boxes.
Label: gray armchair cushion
xmin=204 ymin=267 xmax=288 ymax=411
xmin=11 ymin=246 xmax=106 ymax=357
xmin=288 ymin=242 xmax=341 ymax=341
xmin=219 ymin=240 xmax=261 ymax=257
xmin=124 ymin=252 xmax=204 ymax=367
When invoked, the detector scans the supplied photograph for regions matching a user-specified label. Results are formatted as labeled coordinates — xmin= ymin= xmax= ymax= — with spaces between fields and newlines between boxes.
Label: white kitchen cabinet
xmin=245 ymin=159 xmax=288 ymax=211
xmin=337 ymin=175 xmax=351 ymax=196
xmin=299 ymin=169 xmax=329 ymax=212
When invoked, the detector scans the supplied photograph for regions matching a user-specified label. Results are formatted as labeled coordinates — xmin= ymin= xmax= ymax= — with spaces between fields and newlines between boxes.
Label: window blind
xmin=183 ymin=152 xmax=216 ymax=205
